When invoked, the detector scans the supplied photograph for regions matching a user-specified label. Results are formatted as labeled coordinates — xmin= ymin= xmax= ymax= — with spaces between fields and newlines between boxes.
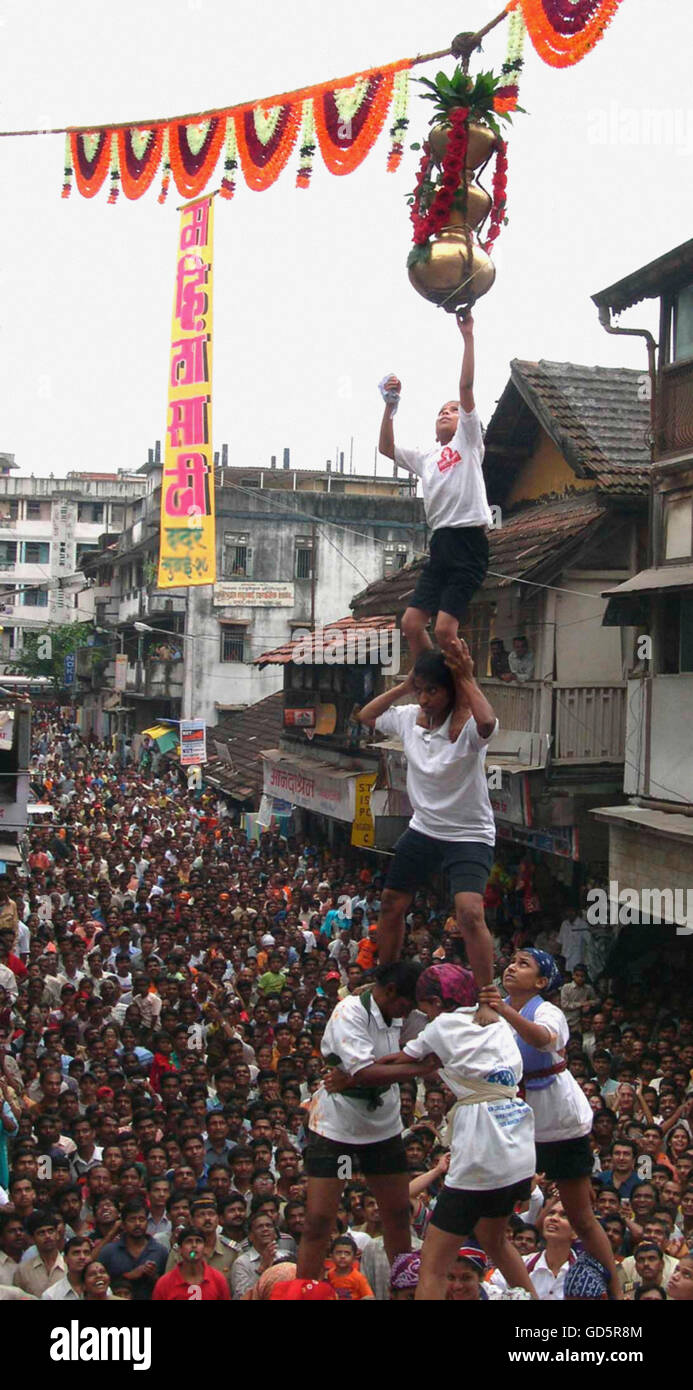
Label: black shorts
xmin=385 ymin=828 xmax=494 ymax=898
xmin=304 ymin=1130 xmax=408 ymax=1179
xmin=535 ymin=1135 xmax=594 ymax=1182
xmin=409 ymin=526 xmax=489 ymax=622
xmin=431 ymin=1177 xmax=532 ymax=1236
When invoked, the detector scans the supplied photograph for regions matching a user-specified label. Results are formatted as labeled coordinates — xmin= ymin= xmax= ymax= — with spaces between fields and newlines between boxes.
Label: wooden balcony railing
xmin=479 ymin=678 xmax=626 ymax=763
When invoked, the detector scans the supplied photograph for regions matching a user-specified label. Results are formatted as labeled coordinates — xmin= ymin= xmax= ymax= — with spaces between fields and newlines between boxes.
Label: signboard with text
xmin=180 ymin=719 xmax=207 ymax=766
xmin=262 ymin=756 xmax=355 ymax=822
xmin=213 ymin=581 xmax=294 ymax=608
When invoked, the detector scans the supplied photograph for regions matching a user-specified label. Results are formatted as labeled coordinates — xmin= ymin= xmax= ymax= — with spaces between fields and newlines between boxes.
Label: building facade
xmin=591 ymin=239 xmax=693 ymax=923
xmin=0 ymin=461 xmax=144 ymax=666
xmin=77 ymin=453 xmax=425 ymax=738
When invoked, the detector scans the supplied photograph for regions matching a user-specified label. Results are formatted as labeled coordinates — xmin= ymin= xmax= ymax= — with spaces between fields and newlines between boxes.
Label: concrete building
xmin=591 ymin=239 xmax=693 ymax=924
xmin=0 ymin=459 xmax=144 ymax=666
xmin=77 ymin=449 xmax=425 ymax=738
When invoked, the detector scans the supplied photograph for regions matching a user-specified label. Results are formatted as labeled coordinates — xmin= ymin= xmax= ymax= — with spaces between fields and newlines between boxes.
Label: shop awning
xmin=603 ymin=563 xmax=693 ymax=597
xmin=142 ymin=725 xmax=179 ymax=754
xmin=0 ymin=841 xmax=23 ymax=863
xmin=261 ymin=748 xmax=372 ymax=824
xmin=27 ymin=803 xmax=55 ymax=818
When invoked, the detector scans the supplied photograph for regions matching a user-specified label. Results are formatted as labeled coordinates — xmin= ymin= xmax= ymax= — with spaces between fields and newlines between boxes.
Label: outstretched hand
xmin=457 ymin=311 xmax=474 ymax=338
xmin=445 ymin=636 xmax=474 ymax=682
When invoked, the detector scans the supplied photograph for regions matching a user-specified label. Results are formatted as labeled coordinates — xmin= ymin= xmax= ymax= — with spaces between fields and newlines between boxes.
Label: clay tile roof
xmin=350 ymin=496 xmax=609 ymax=619
xmin=204 ymin=690 xmax=284 ymax=803
xmin=507 ymin=360 xmax=651 ymax=493
xmin=254 ymin=614 xmax=396 ymax=667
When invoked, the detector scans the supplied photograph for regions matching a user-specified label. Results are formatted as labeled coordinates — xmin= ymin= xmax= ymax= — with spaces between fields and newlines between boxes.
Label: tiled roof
xmin=255 ymin=615 xmax=396 ymax=667
xmin=351 ymin=496 xmax=609 ymax=618
xmin=503 ymin=360 xmax=651 ymax=493
xmin=203 ymin=690 xmax=284 ymax=804
xmin=592 ymin=239 xmax=693 ymax=315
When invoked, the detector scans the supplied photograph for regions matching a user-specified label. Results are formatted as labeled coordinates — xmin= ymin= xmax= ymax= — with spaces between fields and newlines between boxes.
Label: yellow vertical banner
xmin=351 ymin=773 xmax=376 ymax=849
xmin=158 ymin=196 xmax=216 ymax=588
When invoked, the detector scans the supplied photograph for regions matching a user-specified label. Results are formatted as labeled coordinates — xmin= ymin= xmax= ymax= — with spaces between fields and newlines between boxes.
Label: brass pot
xmin=428 ymin=120 xmax=497 ymax=171
xmin=408 ymin=229 xmax=496 ymax=313
xmin=452 ymin=178 xmax=492 ymax=232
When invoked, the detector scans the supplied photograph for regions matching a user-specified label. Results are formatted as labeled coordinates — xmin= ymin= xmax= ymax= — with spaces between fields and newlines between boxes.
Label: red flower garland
xmin=410 ymin=107 xmax=469 ymax=248
xmin=482 ymin=141 xmax=508 ymax=253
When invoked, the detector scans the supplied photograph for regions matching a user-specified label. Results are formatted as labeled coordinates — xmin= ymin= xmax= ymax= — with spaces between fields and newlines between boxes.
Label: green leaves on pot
xmin=417 ymin=65 xmax=515 ymax=134
xmin=407 ymin=244 xmax=432 ymax=270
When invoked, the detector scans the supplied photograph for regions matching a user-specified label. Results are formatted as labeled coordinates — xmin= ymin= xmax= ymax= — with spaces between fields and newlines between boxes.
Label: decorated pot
xmin=428 ymin=120 xmax=497 ymax=170
xmin=408 ymin=229 xmax=496 ymax=313
xmin=451 ymin=179 xmax=492 ymax=232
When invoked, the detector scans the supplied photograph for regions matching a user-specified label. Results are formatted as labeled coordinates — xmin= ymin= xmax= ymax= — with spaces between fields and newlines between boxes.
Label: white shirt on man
xmin=519 ymin=1000 xmax=593 ymax=1144
xmin=394 ymin=406 xmax=492 ymax=531
xmin=404 ymin=1008 xmax=535 ymax=1190
xmin=375 ymin=706 xmax=497 ymax=844
xmin=309 ymin=993 xmax=403 ymax=1144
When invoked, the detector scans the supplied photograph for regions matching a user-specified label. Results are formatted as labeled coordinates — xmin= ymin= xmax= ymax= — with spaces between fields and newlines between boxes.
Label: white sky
xmin=0 ymin=0 xmax=691 ymax=479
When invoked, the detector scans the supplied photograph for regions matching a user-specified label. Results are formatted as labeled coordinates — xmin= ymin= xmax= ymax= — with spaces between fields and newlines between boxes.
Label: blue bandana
xmin=563 ymin=1254 xmax=609 ymax=1300
xmin=525 ymin=948 xmax=562 ymax=994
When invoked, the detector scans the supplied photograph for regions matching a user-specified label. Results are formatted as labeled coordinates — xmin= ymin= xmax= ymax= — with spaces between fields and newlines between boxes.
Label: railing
xmin=479 ymin=678 xmax=626 ymax=763
xmin=552 ymin=683 xmax=626 ymax=763
xmin=656 ymin=360 xmax=693 ymax=457
xmin=478 ymin=678 xmax=544 ymax=734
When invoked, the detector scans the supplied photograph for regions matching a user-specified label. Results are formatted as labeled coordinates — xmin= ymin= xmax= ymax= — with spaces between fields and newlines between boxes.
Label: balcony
xmin=478 ymin=679 xmax=626 ymax=765
xmin=656 ymin=360 xmax=693 ymax=458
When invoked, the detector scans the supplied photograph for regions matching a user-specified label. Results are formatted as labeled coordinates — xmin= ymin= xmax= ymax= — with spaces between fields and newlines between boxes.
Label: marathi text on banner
xmin=158 ymin=197 xmax=216 ymax=589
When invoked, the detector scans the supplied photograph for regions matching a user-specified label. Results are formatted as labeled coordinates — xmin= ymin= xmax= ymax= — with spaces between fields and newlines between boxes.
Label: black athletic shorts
xmin=431 ymin=1177 xmax=533 ymax=1236
xmin=535 ymin=1135 xmax=594 ymax=1182
xmin=385 ymin=827 xmax=494 ymax=898
xmin=304 ymin=1130 xmax=408 ymax=1179
xmin=409 ymin=526 xmax=489 ymax=622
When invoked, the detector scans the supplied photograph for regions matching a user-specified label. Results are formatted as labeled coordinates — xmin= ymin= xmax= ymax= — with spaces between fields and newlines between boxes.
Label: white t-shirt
xmin=490 ymin=1250 xmax=574 ymax=1300
xmin=394 ymin=407 xmax=492 ymax=531
xmin=375 ymin=705 xmax=497 ymax=843
xmin=404 ymin=1008 xmax=535 ymax=1190
xmin=518 ymin=1000 xmax=593 ymax=1143
xmin=309 ymin=993 xmax=403 ymax=1144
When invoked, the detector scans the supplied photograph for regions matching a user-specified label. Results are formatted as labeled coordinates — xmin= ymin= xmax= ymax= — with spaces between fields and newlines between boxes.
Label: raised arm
xmin=378 ymin=375 xmax=401 ymax=461
xmin=355 ymin=671 xmax=415 ymax=729
xmin=445 ymin=638 xmax=496 ymax=740
xmin=480 ymin=986 xmax=558 ymax=1050
xmin=458 ymin=313 xmax=475 ymax=414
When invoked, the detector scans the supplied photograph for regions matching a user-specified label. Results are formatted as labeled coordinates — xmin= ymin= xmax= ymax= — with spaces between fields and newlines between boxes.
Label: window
xmin=22 ymin=541 xmax=50 ymax=565
xmin=658 ymin=594 xmax=693 ymax=674
xmin=663 ymin=497 xmax=693 ymax=560
xmin=220 ymin=624 xmax=247 ymax=662
xmin=76 ymin=543 xmax=98 ymax=567
xmin=0 ymin=542 xmax=17 ymax=567
xmin=674 ymin=285 xmax=693 ymax=363
xmin=77 ymin=503 xmax=104 ymax=523
xmin=8 ymin=500 xmax=19 ymax=520
xmin=22 ymin=587 xmax=48 ymax=607
xmin=26 ymin=501 xmax=42 ymax=519
xmin=223 ymin=533 xmax=251 ymax=578
xmin=295 ymin=538 xmax=313 ymax=580
xmin=240 ymin=476 xmax=260 ymax=488
xmin=383 ymin=544 xmax=408 ymax=576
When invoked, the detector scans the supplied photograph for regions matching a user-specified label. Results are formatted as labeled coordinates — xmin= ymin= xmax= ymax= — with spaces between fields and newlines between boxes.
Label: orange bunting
xmin=509 ymin=0 xmax=625 ymax=68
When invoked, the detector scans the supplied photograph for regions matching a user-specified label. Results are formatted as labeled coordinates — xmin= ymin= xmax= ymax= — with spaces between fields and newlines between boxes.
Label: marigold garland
xmin=61 ymin=133 xmax=73 ymax=199
xmin=219 ymin=116 xmax=238 ymax=200
xmin=169 ymin=116 xmax=226 ymax=198
xmin=117 ymin=126 xmax=164 ymax=200
xmin=60 ymin=57 xmax=413 ymax=201
xmin=158 ymin=127 xmax=171 ymax=204
xmin=313 ymin=70 xmax=395 ymax=176
xmin=495 ymin=7 xmax=526 ymax=113
xmin=509 ymin=0 xmax=625 ymax=67
xmin=387 ymin=68 xmax=410 ymax=172
xmin=234 ymin=103 xmax=301 ymax=192
xmin=296 ymin=99 xmax=316 ymax=189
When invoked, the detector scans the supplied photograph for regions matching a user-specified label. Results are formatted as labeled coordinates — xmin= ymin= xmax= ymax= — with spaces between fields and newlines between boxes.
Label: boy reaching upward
xmin=379 ymin=313 xmax=492 ymax=738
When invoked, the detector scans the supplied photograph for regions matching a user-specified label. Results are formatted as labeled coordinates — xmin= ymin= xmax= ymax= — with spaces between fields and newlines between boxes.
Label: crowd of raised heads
xmin=0 ymin=712 xmax=691 ymax=1302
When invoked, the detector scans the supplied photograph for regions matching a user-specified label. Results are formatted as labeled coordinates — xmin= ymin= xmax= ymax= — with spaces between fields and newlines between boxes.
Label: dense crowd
xmin=0 ymin=712 xmax=692 ymax=1303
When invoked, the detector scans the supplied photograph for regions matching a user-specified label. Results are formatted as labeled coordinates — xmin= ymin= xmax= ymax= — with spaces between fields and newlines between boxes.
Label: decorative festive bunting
xmin=61 ymin=60 xmax=412 ymax=203
xmin=509 ymin=0 xmax=625 ymax=67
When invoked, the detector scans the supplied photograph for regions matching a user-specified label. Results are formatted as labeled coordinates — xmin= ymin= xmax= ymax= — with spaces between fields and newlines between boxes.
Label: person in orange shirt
xmin=325 ymin=1236 xmax=374 ymax=1300
xmin=356 ymin=926 xmax=378 ymax=973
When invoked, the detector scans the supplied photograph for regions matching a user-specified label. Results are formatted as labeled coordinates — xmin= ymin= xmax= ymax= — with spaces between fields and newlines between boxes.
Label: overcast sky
xmin=0 ymin=0 xmax=691 ymax=479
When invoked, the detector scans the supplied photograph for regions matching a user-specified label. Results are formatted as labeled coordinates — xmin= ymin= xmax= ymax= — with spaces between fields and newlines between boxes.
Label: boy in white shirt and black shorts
xmin=379 ymin=313 xmax=491 ymax=740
